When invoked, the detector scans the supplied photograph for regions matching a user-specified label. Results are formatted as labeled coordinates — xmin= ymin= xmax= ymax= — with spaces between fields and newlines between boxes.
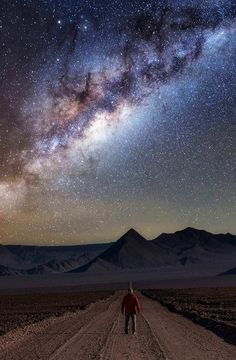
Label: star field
xmin=0 ymin=0 xmax=235 ymax=244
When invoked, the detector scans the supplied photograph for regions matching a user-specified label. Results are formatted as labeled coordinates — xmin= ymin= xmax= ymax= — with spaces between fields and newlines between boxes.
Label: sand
xmin=0 ymin=291 xmax=236 ymax=360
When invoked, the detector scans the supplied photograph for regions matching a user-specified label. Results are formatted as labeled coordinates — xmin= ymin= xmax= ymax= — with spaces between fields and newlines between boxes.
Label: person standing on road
xmin=121 ymin=288 xmax=141 ymax=334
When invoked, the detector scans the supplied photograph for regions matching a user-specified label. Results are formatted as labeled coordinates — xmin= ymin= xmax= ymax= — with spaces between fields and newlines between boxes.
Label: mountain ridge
xmin=69 ymin=227 xmax=236 ymax=274
xmin=1 ymin=227 xmax=236 ymax=276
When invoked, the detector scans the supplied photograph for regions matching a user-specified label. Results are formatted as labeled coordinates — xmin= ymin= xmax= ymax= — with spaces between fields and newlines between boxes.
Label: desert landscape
xmin=1 ymin=228 xmax=236 ymax=358
xmin=1 ymin=0 xmax=236 ymax=358
xmin=0 ymin=290 xmax=113 ymax=336
xmin=143 ymin=287 xmax=236 ymax=346
xmin=0 ymin=288 xmax=236 ymax=360
xmin=1 ymin=228 xmax=236 ymax=279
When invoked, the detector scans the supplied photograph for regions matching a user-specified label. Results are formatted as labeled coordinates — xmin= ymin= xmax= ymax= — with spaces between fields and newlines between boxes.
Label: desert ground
xmin=1 ymin=271 xmax=236 ymax=294
xmin=0 ymin=290 xmax=112 ymax=335
xmin=0 ymin=288 xmax=236 ymax=360
xmin=143 ymin=287 xmax=236 ymax=346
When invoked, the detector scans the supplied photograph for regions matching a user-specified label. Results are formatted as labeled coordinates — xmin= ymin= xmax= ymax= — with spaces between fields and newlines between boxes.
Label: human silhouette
xmin=121 ymin=288 xmax=141 ymax=334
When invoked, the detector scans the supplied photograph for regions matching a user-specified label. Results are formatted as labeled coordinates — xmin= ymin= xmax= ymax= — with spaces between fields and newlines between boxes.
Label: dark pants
xmin=125 ymin=313 xmax=136 ymax=334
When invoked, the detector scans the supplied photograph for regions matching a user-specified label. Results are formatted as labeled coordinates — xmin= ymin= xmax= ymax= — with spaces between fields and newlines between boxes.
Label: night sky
xmin=0 ymin=0 xmax=235 ymax=245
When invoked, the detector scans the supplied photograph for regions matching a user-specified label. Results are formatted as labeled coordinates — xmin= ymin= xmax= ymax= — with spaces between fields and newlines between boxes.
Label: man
xmin=121 ymin=288 xmax=141 ymax=334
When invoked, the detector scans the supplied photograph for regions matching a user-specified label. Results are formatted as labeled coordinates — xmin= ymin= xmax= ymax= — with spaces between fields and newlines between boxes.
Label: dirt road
xmin=0 ymin=291 xmax=235 ymax=360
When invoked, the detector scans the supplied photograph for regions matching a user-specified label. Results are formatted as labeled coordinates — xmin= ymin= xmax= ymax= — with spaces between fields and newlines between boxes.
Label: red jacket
xmin=122 ymin=293 xmax=141 ymax=314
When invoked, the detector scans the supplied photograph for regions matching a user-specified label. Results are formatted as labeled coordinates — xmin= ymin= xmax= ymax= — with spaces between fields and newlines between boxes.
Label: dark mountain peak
xmin=154 ymin=227 xmax=236 ymax=252
xmin=181 ymin=227 xmax=209 ymax=234
xmin=157 ymin=227 xmax=210 ymax=240
xmin=115 ymin=229 xmax=147 ymax=249
xmin=70 ymin=226 xmax=175 ymax=273
xmin=123 ymin=228 xmax=141 ymax=236
xmin=101 ymin=229 xmax=145 ymax=255
xmin=183 ymin=227 xmax=198 ymax=232
xmin=121 ymin=228 xmax=145 ymax=240
xmin=127 ymin=227 xmax=137 ymax=233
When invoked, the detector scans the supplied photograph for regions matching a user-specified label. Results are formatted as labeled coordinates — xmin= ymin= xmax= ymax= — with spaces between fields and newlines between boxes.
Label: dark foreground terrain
xmin=142 ymin=287 xmax=236 ymax=346
xmin=0 ymin=290 xmax=112 ymax=336
xmin=1 ymin=289 xmax=236 ymax=360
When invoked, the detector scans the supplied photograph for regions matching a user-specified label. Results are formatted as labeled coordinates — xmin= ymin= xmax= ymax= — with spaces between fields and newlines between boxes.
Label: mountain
xmin=153 ymin=227 xmax=236 ymax=253
xmin=0 ymin=244 xmax=23 ymax=268
xmin=1 ymin=227 xmax=236 ymax=276
xmin=69 ymin=228 xmax=177 ymax=273
xmin=219 ymin=266 xmax=236 ymax=276
xmin=0 ymin=264 xmax=22 ymax=276
xmin=153 ymin=227 xmax=236 ymax=263
xmin=152 ymin=227 xmax=236 ymax=274
xmin=69 ymin=227 xmax=236 ymax=274
xmin=5 ymin=243 xmax=111 ymax=269
xmin=26 ymin=253 xmax=96 ymax=275
xmin=179 ymin=255 xmax=201 ymax=266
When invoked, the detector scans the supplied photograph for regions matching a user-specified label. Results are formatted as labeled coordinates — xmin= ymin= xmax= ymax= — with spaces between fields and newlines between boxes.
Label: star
xmin=0 ymin=0 xmax=235 ymax=244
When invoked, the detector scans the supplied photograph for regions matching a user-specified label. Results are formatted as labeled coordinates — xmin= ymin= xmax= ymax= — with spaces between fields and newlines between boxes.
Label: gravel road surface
xmin=1 ymin=291 xmax=235 ymax=360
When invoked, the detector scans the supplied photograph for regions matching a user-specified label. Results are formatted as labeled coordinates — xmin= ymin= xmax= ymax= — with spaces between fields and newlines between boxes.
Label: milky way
xmin=0 ymin=0 xmax=236 ymax=244
xmin=26 ymin=4 xmax=235 ymax=154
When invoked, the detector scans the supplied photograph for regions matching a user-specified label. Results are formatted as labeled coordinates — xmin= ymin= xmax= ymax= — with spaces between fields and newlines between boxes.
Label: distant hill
xmin=155 ymin=227 xmax=236 ymax=270
xmin=69 ymin=227 xmax=236 ymax=274
xmin=70 ymin=228 xmax=177 ymax=273
xmin=0 ymin=264 xmax=22 ymax=276
xmin=0 ymin=244 xmax=23 ymax=269
xmin=153 ymin=227 xmax=236 ymax=252
xmin=153 ymin=227 xmax=236 ymax=264
xmin=219 ymin=266 xmax=236 ymax=276
xmin=4 ymin=243 xmax=111 ymax=269
xmin=26 ymin=253 xmax=96 ymax=275
xmin=1 ymin=227 xmax=236 ymax=276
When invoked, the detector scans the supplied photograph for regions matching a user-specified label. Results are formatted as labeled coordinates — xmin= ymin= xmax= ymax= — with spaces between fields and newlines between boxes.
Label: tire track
xmin=0 ymin=293 xmax=118 ymax=360
xmin=1 ymin=290 xmax=236 ymax=360
xmin=48 ymin=292 xmax=121 ymax=360
xmin=100 ymin=316 xmax=122 ymax=359
xmin=98 ymin=314 xmax=120 ymax=360
xmin=98 ymin=306 xmax=166 ymax=360
xmin=139 ymin=313 xmax=167 ymax=360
